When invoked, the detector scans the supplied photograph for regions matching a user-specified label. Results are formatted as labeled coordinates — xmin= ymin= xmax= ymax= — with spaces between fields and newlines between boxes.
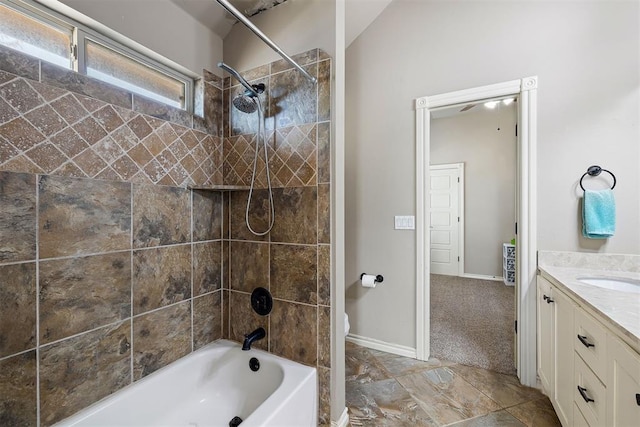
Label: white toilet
xmin=344 ymin=313 xmax=350 ymax=336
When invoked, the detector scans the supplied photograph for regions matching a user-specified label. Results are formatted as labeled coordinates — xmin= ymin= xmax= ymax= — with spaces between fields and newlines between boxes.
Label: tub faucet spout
xmin=242 ymin=327 xmax=266 ymax=350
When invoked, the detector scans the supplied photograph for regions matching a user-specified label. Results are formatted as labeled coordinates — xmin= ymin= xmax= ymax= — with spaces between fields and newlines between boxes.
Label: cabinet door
xmin=537 ymin=276 xmax=554 ymax=398
xmin=554 ymin=288 xmax=576 ymax=427
xmin=607 ymin=334 xmax=640 ymax=427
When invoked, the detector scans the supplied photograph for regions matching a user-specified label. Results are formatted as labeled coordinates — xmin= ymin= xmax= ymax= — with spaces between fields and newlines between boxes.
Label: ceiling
xmin=170 ymin=0 xmax=290 ymax=39
xmin=171 ymin=0 xmax=393 ymax=46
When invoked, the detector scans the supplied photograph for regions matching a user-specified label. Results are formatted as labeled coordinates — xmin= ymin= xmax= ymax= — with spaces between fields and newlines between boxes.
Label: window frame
xmin=0 ymin=0 xmax=195 ymax=112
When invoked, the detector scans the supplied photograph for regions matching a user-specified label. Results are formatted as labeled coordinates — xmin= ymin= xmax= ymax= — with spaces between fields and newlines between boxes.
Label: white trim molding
xmin=460 ymin=273 xmax=504 ymax=282
xmin=331 ymin=407 xmax=350 ymax=427
xmin=346 ymin=333 xmax=418 ymax=359
xmin=415 ymin=77 xmax=538 ymax=387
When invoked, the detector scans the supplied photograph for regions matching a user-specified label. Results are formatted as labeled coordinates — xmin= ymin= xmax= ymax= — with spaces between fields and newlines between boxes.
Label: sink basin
xmin=577 ymin=277 xmax=640 ymax=294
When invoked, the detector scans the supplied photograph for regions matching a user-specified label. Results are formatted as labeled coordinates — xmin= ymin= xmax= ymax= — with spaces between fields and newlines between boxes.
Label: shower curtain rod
xmin=215 ymin=0 xmax=318 ymax=84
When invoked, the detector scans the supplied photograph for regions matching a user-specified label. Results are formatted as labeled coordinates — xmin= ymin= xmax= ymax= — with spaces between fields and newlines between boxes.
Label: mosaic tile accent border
xmin=0 ymin=70 xmax=222 ymax=187
xmin=223 ymin=123 xmax=320 ymax=188
xmin=222 ymin=49 xmax=331 ymax=188
xmin=0 ymin=44 xmax=223 ymax=187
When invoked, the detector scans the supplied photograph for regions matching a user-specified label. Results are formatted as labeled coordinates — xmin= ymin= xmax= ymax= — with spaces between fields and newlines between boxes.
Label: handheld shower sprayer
xmin=217 ymin=62 xmax=275 ymax=236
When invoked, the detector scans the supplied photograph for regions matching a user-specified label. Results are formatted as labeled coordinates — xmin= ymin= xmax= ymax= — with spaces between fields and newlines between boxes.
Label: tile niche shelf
xmin=188 ymin=185 xmax=250 ymax=191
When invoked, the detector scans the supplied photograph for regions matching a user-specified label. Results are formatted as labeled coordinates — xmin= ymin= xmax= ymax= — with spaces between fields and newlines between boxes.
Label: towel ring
xmin=579 ymin=165 xmax=616 ymax=191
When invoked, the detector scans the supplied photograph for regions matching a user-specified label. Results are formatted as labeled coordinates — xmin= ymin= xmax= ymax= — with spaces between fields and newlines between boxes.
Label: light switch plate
xmin=394 ymin=215 xmax=415 ymax=230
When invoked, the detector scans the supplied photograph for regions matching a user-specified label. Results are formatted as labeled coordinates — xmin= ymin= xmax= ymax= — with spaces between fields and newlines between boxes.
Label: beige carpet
xmin=430 ymin=274 xmax=516 ymax=375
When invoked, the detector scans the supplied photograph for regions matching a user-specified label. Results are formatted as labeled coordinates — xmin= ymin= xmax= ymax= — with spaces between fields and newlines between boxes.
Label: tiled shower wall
xmin=0 ymin=172 xmax=223 ymax=425
xmin=0 ymin=43 xmax=333 ymax=426
xmin=0 ymin=45 xmax=224 ymax=426
xmin=220 ymin=49 xmax=333 ymax=425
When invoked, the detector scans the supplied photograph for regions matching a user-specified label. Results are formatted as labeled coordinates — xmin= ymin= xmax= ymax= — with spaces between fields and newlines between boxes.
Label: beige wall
xmin=223 ymin=0 xmax=336 ymax=71
xmin=346 ymin=0 xmax=640 ymax=348
xmin=59 ymin=0 xmax=223 ymax=75
xmin=431 ymin=104 xmax=517 ymax=277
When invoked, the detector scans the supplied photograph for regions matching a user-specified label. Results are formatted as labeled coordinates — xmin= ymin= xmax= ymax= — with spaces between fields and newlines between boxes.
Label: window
xmin=0 ymin=2 xmax=72 ymax=68
xmin=0 ymin=0 xmax=193 ymax=111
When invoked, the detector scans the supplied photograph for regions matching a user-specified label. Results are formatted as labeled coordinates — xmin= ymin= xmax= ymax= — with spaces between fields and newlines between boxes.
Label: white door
xmin=429 ymin=164 xmax=462 ymax=276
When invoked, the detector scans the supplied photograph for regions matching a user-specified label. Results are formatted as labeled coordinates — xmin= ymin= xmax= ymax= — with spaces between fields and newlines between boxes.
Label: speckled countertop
xmin=538 ymin=251 xmax=640 ymax=352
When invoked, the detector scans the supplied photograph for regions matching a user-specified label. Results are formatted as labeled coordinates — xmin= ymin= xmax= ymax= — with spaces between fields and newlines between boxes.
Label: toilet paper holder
xmin=360 ymin=273 xmax=384 ymax=283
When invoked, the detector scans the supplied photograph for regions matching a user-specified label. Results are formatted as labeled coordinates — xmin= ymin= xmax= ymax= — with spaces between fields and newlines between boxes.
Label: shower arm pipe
xmin=215 ymin=0 xmax=318 ymax=84
xmin=218 ymin=61 xmax=260 ymax=96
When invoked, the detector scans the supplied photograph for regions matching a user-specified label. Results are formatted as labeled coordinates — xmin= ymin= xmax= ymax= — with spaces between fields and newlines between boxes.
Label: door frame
xmin=415 ymin=77 xmax=538 ymax=386
xmin=429 ymin=163 xmax=465 ymax=277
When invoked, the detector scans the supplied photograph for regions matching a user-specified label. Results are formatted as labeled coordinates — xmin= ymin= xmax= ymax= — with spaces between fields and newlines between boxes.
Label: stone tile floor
xmin=346 ymin=341 xmax=562 ymax=426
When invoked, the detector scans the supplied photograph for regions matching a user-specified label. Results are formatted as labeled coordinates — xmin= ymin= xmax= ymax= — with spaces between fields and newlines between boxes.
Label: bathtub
xmin=55 ymin=340 xmax=317 ymax=427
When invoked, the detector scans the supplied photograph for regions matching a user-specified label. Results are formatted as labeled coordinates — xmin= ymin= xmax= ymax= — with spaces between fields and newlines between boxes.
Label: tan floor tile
xmin=451 ymin=364 xmax=545 ymax=408
xmin=396 ymin=367 xmax=501 ymax=426
xmin=347 ymin=378 xmax=438 ymax=427
xmin=506 ymin=397 xmax=562 ymax=427
xmin=446 ymin=410 xmax=526 ymax=426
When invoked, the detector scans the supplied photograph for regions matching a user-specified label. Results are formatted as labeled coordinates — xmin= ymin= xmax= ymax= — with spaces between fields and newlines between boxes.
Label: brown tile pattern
xmin=345 ymin=343 xmax=562 ymax=427
xmin=318 ymin=183 xmax=331 ymax=243
xmin=230 ymin=241 xmax=269 ymax=293
xmin=0 ymin=263 xmax=36 ymax=358
xmin=0 ymin=57 xmax=223 ymax=187
xmin=133 ymin=245 xmax=192 ymax=315
xmin=271 ymin=186 xmax=317 ymax=244
xmin=39 ymin=322 xmax=131 ymax=426
xmin=0 ymin=351 xmax=37 ymax=427
xmin=318 ymin=305 xmax=331 ymax=369
xmin=133 ymin=302 xmax=191 ymax=380
xmin=132 ymin=184 xmax=190 ymax=247
xmin=229 ymin=189 xmax=270 ymax=241
xmin=39 ymin=252 xmax=131 ymax=344
xmin=271 ymin=65 xmax=318 ymax=129
xmin=0 ymin=169 xmax=224 ymax=425
xmin=193 ymin=241 xmax=222 ymax=295
xmin=193 ymin=291 xmax=222 ymax=350
xmin=0 ymin=171 xmax=36 ymax=262
xmin=224 ymin=124 xmax=318 ymax=188
xmin=318 ymin=60 xmax=331 ymax=123
xmin=317 ymin=121 xmax=330 ymax=184
xmin=318 ymin=244 xmax=331 ymax=306
xmin=270 ymin=244 xmax=317 ymax=304
xmin=38 ymin=175 xmax=131 ymax=258
xmin=270 ymin=300 xmax=317 ymax=366
xmin=318 ymin=366 xmax=331 ymax=426
xmin=193 ymin=190 xmax=223 ymax=241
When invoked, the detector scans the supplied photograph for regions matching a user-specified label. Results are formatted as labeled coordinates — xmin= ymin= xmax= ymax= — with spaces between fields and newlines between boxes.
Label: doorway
xmin=415 ymin=77 xmax=538 ymax=386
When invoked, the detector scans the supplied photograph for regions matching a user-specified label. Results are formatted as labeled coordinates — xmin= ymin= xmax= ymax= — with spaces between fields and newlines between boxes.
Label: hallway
xmin=430 ymin=274 xmax=515 ymax=374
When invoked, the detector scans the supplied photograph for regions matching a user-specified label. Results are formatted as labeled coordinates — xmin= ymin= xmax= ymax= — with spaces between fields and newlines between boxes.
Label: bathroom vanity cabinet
xmin=537 ymin=275 xmax=640 ymax=427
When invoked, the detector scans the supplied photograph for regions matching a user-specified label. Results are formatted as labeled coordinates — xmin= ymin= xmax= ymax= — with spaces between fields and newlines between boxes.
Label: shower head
xmin=233 ymin=93 xmax=258 ymax=114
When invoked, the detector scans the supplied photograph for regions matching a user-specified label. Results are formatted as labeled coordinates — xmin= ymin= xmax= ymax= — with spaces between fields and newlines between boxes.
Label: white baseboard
xmin=460 ymin=273 xmax=504 ymax=282
xmin=346 ymin=333 xmax=417 ymax=358
xmin=331 ymin=407 xmax=349 ymax=427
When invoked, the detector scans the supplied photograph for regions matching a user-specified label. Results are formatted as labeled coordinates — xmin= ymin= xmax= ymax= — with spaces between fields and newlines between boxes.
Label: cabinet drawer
xmin=574 ymin=402 xmax=591 ymax=427
xmin=575 ymin=354 xmax=607 ymax=427
xmin=575 ymin=307 xmax=607 ymax=381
